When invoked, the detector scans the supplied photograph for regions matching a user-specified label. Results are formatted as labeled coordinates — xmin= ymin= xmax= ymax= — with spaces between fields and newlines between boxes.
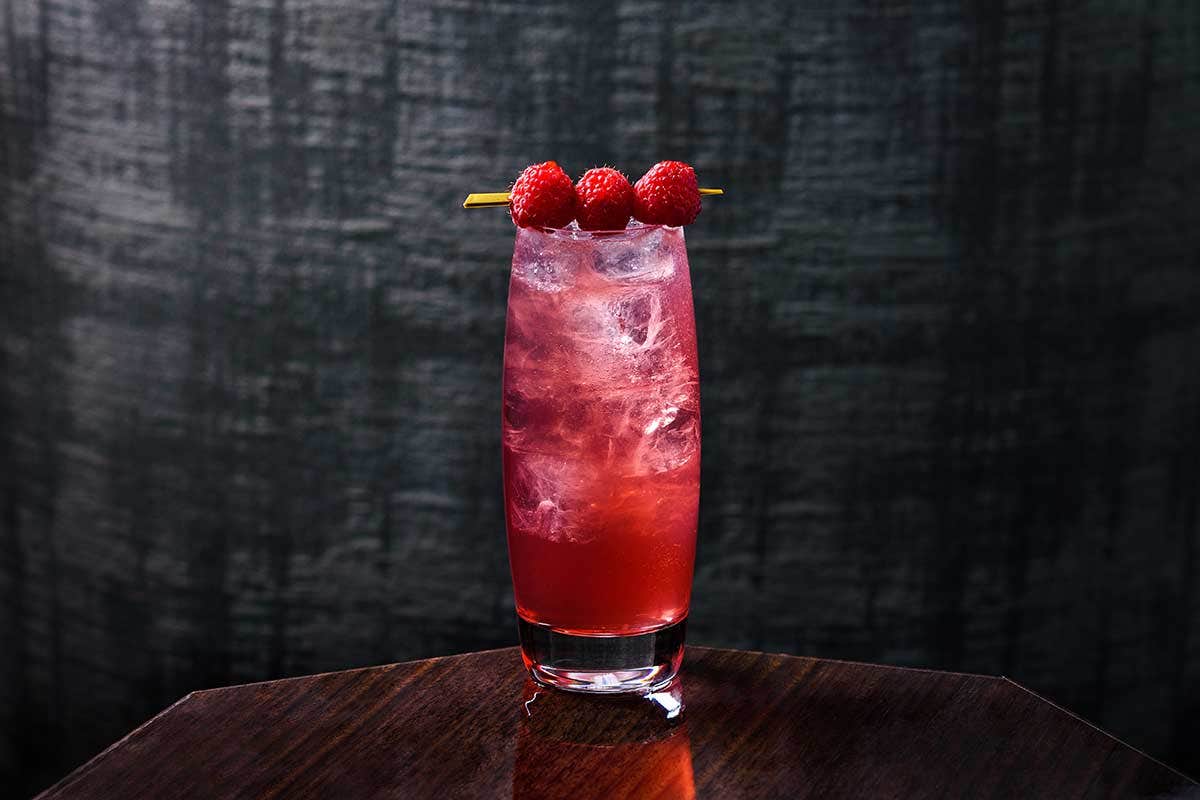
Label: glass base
xmin=517 ymin=617 xmax=686 ymax=694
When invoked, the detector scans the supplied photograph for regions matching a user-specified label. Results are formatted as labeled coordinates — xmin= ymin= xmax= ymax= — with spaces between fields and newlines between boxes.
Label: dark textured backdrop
xmin=2 ymin=0 xmax=1199 ymax=795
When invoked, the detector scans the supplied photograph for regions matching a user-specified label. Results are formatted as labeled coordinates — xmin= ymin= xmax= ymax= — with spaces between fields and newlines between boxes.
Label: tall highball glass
xmin=502 ymin=222 xmax=700 ymax=693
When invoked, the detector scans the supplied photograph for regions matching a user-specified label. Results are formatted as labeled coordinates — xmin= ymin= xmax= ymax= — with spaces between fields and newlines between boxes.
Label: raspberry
xmin=509 ymin=161 xmax=577 ymax=229
xmin=632 ymin=161 xmax=702 ymax=227
xmin=574 ymin=167 xmax=635 ymax=231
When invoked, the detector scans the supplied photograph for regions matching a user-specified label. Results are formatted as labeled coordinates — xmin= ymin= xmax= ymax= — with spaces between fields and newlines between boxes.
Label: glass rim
xmin=522 ymin=222 xmax=683 ymax=242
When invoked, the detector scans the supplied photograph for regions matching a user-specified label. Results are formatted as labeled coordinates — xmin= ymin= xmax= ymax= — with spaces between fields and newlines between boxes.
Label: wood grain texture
xmin=35 ymin=647 xmax=1198 ymax=800
xmin=2 ymin=0 xmax=1200 ymax=794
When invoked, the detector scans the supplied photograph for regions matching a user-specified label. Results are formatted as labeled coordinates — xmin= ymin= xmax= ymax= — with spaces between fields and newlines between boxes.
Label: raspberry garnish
xmin=509 ymin=161 xmax=577 ymax=229
xmin=632 ymin=161 xmax=702 ymax=227
xmin=574 ymin=167 xmax=635 ymax=231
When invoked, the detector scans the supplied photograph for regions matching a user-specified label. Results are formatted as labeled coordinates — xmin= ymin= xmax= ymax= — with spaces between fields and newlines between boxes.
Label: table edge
xmin=1000 ymin=677 xmax=1197 ymax=785
xmin=34 ymin=691 xmax=198 ymax=800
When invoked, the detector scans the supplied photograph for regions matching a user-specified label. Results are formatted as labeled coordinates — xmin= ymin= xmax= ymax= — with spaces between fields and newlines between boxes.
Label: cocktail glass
xmin=502 ymin=221 xmax=700 ymax=693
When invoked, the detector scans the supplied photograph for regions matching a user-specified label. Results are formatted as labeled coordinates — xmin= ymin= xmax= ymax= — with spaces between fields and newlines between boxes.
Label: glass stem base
xmin=517 ymin=617 xmax=686 ymax=694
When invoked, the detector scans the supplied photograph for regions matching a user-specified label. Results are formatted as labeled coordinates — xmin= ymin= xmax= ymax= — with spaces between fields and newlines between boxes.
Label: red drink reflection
xmin=512 ymin=680 xmax=695 ymax=800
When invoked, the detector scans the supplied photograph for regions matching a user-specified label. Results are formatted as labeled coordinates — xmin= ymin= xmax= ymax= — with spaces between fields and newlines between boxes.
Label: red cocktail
xmin=502 ymin=222 xmax=700 ymax=692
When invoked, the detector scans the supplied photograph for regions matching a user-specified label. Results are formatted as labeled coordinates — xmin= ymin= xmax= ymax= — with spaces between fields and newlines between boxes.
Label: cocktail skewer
xmin=463 ymin=187 xmax=724 ymax=209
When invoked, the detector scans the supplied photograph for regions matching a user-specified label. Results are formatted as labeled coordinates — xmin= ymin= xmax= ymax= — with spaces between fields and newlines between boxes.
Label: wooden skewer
xmin=463 ymin=187 xmax=724 ymax=209
xmin=462 ymin=192 xmax=515 ymax=209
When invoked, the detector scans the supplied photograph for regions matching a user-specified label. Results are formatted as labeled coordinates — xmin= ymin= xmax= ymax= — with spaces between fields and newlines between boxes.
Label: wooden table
xmin=38 ymin=647 xmax=1195 ymax=799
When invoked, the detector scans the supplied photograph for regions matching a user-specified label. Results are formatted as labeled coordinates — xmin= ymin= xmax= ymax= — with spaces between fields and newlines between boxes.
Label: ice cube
xmin=612 ymin=288 xmax=677 ymax=380
xmin=566 ymin=288 xmax=662 ymax=361
xmin=631 ymin=391 xmax=699 ymax=474
xmin=508 ymin=457 xmax=568 ymax=542
xmin=590 ymin=227 xmax=674 ymax=282
xmin=503 ymin=390 xmax=539 ymax=443
xmin=612 ymin=291 xmax=658 ymax=347
xmin=507 ymin=455 xmax=595 ymax=543
xmin=511 ymin=235 xmax=579 ymax=292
